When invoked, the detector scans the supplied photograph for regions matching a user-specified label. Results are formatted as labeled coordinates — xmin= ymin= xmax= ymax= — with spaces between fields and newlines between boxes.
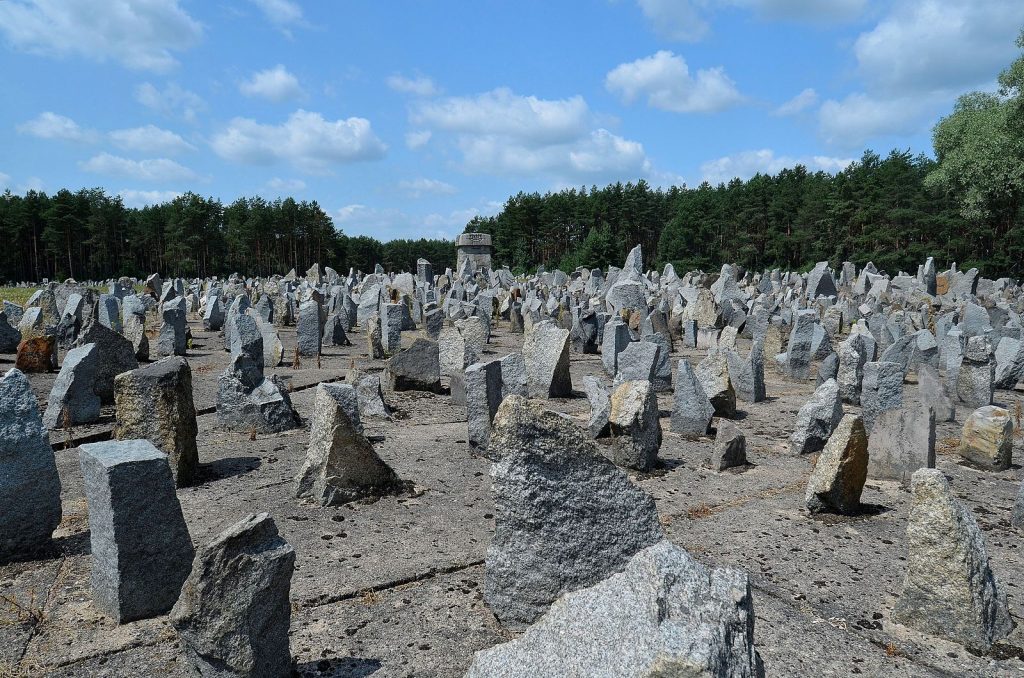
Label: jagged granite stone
xmin=959 ymin=405 xmax=1013 ymax=471
xmin=74 ymin=320 xmax=138 ymax=403
xmin=383 ymin=338 xmax=442 ymax=393
xmin=113 ymin=357 xmax=199 ymax=487
xmin=467 ymin=540 xmax=762 ymax=678
xmin=861 ymin=361 xmax=903 ymax=434
xmin=0 ymin=369 xmax=61 ymax=560
xmin=867 ymin=405 xmax=936 ymax=485
xmin=42 ymin=342 xmax=102 ymax=429
xmin=294 ymin=384 xmax=399 ymax=505
xmin=712 ymin=420 xmax=747 ymax=472
xmin=484 ymin=396 xmax=663 ymax=629
xmin=216 ymin=354 xmax=300 ymax=433
xmin=789 ymin=378 xmax=843 ymax=455
xmin=582 ymin=375 xmax=611 ymax=438
xmin=695 ymin=350 xmax=736 ymax=418
xmin=79 ymin=439 xmax=194 ymax=623
xmin=894 ymin=469 xmax=1013 ymax=650
xmin=171 ymin=513 xmax=295 ymax=677
xmin=523 ymin=321 xmax=572 ymax=398
xmin=804 ymin=413 xmax=868 ymax=515
xmin=671 ymin=358 xmax=714 ymax=438
xmin=466 ymin=359 xmax=504 ymax=457
xmin=606 ymin=380 xmax=661 ymax=472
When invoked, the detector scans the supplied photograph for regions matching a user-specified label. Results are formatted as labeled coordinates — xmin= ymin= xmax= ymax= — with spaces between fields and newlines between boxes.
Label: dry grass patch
xmin=936 ymin=436 xmax=960 ymax=456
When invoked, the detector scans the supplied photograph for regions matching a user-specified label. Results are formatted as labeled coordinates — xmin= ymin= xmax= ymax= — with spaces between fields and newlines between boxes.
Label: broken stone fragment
xmin=171 ymin=513 xmax=295 ymax=677
xmin=804 ymin=413 xmax=868 ymax=515
xmin=606 ymin=379 xmax=661 ymax=472
xmin=484 ymin=395 xmax=663 ymax=630
xmin=466 ymin=540 xmax=762 ymax=678
xmin=959 ymin=405 xmax=1013 ymax=471
xmin=789 ymin=378 xmax=843 ymax=455
xmin=712 ymin=419 xmax=747 ymax=471
xmin=894 ymin=469 xmax=1013 ymax=651
xmin=671 ymin=358 xmax=714 ymax=438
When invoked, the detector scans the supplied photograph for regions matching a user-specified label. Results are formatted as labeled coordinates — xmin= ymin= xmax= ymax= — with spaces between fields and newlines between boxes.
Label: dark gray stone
xmin=384 ymin=338 xmax=442 ymax=393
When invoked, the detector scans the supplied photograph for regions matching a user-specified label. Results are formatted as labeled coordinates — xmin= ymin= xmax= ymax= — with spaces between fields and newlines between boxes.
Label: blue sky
xmin=1 ymin=0 xmax=1022 ymax=241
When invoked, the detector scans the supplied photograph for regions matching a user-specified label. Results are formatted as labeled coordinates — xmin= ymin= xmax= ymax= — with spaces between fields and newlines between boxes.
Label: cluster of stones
xmin=4 ymin=247 xmax=1024 ymax=673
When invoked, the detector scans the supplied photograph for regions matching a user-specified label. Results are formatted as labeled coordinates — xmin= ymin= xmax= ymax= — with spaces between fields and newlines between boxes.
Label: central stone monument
xmin=456 ymin=232 xmax=493 ymax=273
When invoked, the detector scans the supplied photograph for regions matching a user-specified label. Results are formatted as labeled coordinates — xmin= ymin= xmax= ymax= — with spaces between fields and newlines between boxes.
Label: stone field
xmin=1 ymin=257 xmax=1024 ymax=677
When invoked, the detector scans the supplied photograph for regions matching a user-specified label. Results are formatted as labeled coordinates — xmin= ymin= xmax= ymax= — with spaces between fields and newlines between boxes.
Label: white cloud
xmin=700 ymin=149 xmax=854 ymax=184
xmin=135 ymin=82 xmax=205 ymax=123
xmin=414 ymin=88 xmax=654 ymax=181
xmin=386 ymin=74 xmax=440 ymax=97
xmin=0 ymin=0 xmax=202 ymax=71
xmin=405 ymin=130 xmax=432 ymax=150
xmin=239 ymin=65 xmax=304 ymax=102
xmin=0 ymin=172 xmax=10 ymax=189
xmin=109 ymin=124 xmax=194 ymax=154
xmin=80 ymin=153 xmax=198 ymax=183
xmin=117 ymin=189 xmax=181 ymax=208
xmin=266 ymin=177 xmax=306 ymax=193
xmin=818 ymin=93 xmax=937 ymax=148
xmin=775 ymin=88 xmax=818 ymax=116
xmin=398 ymin=178 xmax=457 ymax=198
xmin=854 ymin=0 xmax=1024 ymax=95
xmin=335 ymin=204 xmax=473 ymax=241
xmin=606 ymin=51 xmax=744 ymax=114
xmin=636 ymin=0 xmax=709 ymax=42
xmin=211 ymin=109 xmax=386 ymax=172
xmin=16 ymin=112 xmax=96 ymax=143
xmin=414 ymin=87 xmax=590 ymax=146
xmin=250 ymin=0 xmax=304 ymax=34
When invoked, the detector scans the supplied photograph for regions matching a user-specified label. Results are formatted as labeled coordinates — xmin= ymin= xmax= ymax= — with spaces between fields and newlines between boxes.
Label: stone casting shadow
xmin=200 ymin=456 xmax=262 ymax=482
xmin=295 ymin=656 xmax=382 ymax=677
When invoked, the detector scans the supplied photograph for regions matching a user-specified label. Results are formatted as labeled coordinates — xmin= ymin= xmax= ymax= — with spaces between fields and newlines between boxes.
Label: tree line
xmin=0 ymin=191 xmax=456 ymax=282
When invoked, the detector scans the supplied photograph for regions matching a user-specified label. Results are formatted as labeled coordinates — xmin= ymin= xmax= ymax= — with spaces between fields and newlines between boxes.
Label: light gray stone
xmin=216 ymin=354 xmax=300 ymax=433
xmin=466 ymin=359 xmax=504 ymax=457
xmin=789 ymin=378 xmax=843 ymax=455
xmin=959 ymin=405 xmax=1013 ymax=471
xmin=523 ymin=321 xmax=572 ymax=398
xmin=582 ymin=376 xmax=610 ymax=438
xmin=671 ymin=358 xmax=714 ymax=438
xmin=804 ymin=413 xmax=868 ymax=515
xmin=79 ymin=439 xmax=194 ymax=623
xmin=42 ymin=342 xmax=102 ymax=429
xmin=861 ymin=361 xmax=903 ymax=434
xmin=606 ymin=380 xmax=661 ymax=472
xmin=867 ymin=405 xmax=936 ymax=484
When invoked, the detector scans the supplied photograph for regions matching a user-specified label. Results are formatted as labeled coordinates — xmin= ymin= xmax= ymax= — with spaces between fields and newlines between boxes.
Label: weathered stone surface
xmin=671 ymin=358 xmax=714 ymax=438
xmin=354 ymin=373 xmax=392 ymax=420
xmin=121 ymin=294 xmax=149 ymax=361
xmin=297 ymin=299 xmax=323 ymax=357
xmin=294 ymin=384 xmax=399 ymax=505
xmin=601 ymin=318 xmax=630 ymax=376
xmin=467 ymin=540 xmax=762 ymax=678
xmin=74 ymin=321 xmax=138 ymax=403
xmin=384 ymin=338 xmax=442 ymax=393
xmin=918 ymin=363 xmax=956 ymax=422
xmin=0 ymin=369 xmax=61 ymax=560
xmin=893 ymin=469 xmax=1013 ymax=651
xmin=867 ymin=405 xmax=935 ymax=484
xmin=230 ymin=311 xmax=264 ymax=366
xmin=499 ymin=352 xmax=528 ymax=400
xmin=612 ymin=340 xmax=659 ymax=386
xmin=523 ymin=321 xmax=572 ymax=398
xmin=381 ymin=302 xmax=404 ymax=355
xmin=484 ymin=396 xmax=663 ymax=629
xmin=171 ymin=513 xmax=295 ymax=678
xmin=606 ymin=380 xmax=661 ymax=471
xmin=956 ymin=336 xmax=994 ymax=408
xmin=726 ymin=343 xmax=766 ymax=403
xmin=16 ymin=335 xmax=57 ymax=373
xmin=712 ymin=419 xmax=747 ymax=471
xmin=79 ymin=439 xmax=194 ymax=623
xmin=42 ymin=342 xmax=102 ymax=429
xmin=466 ymin=359 xmax=503 ymax=456
xmin=695 ymin=350 xmax=736 ymax=418
xmin=959 ymin=405 xmax=1013 ymax=471
xmin=784 ymin=309 xmax=816 ymax=379
xmin=114 ymin=357 xmax=199 ymax=487
xmin=837 ymin=333 xmax=868 ymax=404
xmin=789 ymin=378 xmax=843 ymax=455
xmin=157 ymin=298 xmax=187 ymax=357
xmin=861 ymin=361 xmax=903 ymax=434
xmin=582 ymin=375 xmax=610 ymax=438
xmin=217 ymin=354 xmax=300 ymax=433
xmin=0 ymin=311 xmax=21 ymax=353
xmin=805 ymin=413 xmax=868 ymax=515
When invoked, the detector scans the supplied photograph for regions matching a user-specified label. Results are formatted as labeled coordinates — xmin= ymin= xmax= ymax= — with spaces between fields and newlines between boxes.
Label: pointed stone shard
xmin=383 ymin=337 xmax=442 ymax=393
xmin=523 ymin=320 xmax=572 ymax=398
xmin=484 ymin=396 xmax=663 ymax=629
xmin=0 ymin=369 xmax=61 ymax=560
xmin=959 ymin=405 xmax=1013 ymax=471
xmin=789 ymin=378 xmax=843 ymax=455
xmin=607 ymin=380 xmax=661 ymax=471
xmin=695 ymin=350 xmax=736 ymax=418
xmin=217 ymin=354 xmax=300 ymax=433
xmin=466 ymin=541 xmax=762 ymax=678
xmin=172 ymin=513 xmax=295 ymax=678
xmin=894 ymin=469 xmax=1013 ymax=651
xmin=294 ymin=384 xmax=399 ymax=505
xmin=114 ymin=356 xmax=199 ymax=487
xmin=582 ymin=375 xmax=611 ymax=438
xmin=861 ymin=361 xmax=903 ymax=434
xmin=804 ymin=413 xmax=868 ymax=515
xmin=712 ymin=419 xmax=748 ymax=471
xmin=42 ymin=342 xmax=102 ymax=428
xmin=79 ymin=439 xmax=194 ymax=623
xmin=671 ymin=358 xmax=714 ymax=438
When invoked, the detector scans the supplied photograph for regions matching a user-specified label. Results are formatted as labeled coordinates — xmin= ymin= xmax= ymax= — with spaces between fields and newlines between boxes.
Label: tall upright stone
xmin=956 ymin=335 xmax=994 ymax=408
xmin=296 ymin=299 xmax=323 ymax=357
xmin=121 ymin=294 xmax=149 ymax=361
xmin=42 ymin=342 xmax=102 ymax=429
xmin=867 ymin=405 xmax=936 ymax=484
xmin=79 ymin=440 xmax=194 ymax=623
xmin=804 ymin=414 xmax=868 ymax=515
xmin=789 ymin=378 xmax=844 ymax=455
xmin=523 ymin=321 xmax=572 ymax=398
xmin=671 ymin=358 xmax=714 ymax=438
xmin=171 ymin=513 xmax=295 ymax=678
xmin=484 ymin=396 xmax=663 ymax=629
xmin=158 ymin=297 xmax=187 ymax=357
xmin=114 ymin=357 xmax=199 ymax=487
xmin=894 ymin=469 xmax=1013 ymax=650
xmin=607 ymin=380 xmax=661 ymax=471
xmin=783 ymin=309 xmax=817 ymax=379
xmin=861 ymin=361 xmax=903 ymax=434
xmin=0 ymin=369 xmax=62 ymax=560
xmin=466 ymin=359 xmax=504 ymax=457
